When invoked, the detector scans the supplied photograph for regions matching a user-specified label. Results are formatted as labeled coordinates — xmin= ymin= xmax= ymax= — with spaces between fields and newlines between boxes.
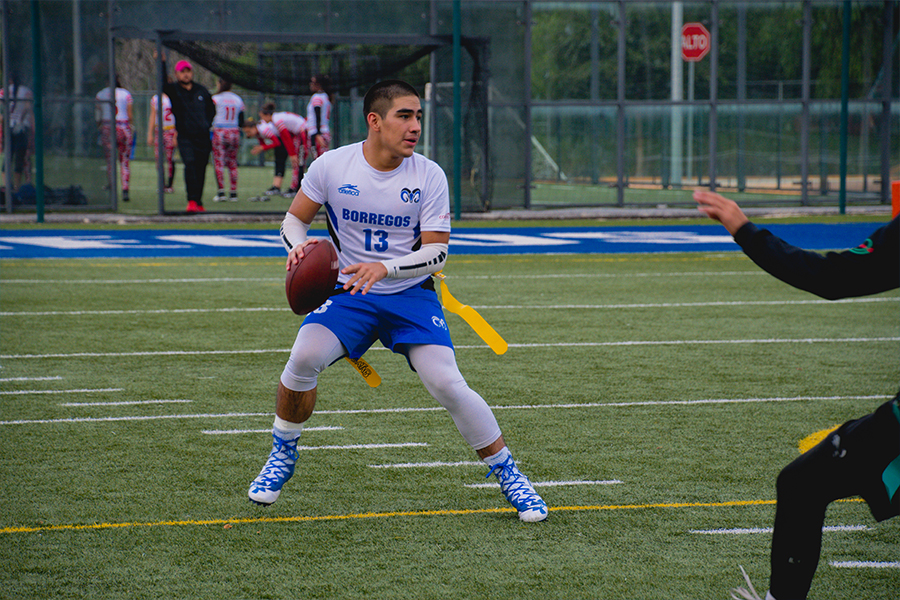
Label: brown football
xmin=285 ymin=240 xmax=340 ymax=315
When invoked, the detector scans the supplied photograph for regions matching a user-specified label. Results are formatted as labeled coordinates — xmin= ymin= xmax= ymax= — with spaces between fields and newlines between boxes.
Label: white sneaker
xmin=248 ymin=434 xmax=299 ymax=506
xmin=212 ymin=190 xmax=227 ymax=202
xmin=487 ymin=455 xmax=548 ymax=522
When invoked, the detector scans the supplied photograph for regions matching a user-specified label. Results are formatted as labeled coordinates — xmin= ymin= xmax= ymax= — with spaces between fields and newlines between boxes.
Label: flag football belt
xmin=334 ymin=274 xmax=508 ymax=386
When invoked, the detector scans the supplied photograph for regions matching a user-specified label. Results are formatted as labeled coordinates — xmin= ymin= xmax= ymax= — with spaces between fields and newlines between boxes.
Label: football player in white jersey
xmin=248 ymin=80 xmax=548 ymax=522
xmin=95 ymin=77 xmax=134 ymax=201
xmin=211 ymin=79 xmax=245 ymax=201
xmin=146 ymin=92 xmax=177 ymax=193
xmin=306 ymin=74 xmax=332 ymax=160
xmin=0 ymin=73 xmax=34 ymax=191
xmin=245 ymin=103 xmax=307 ymax=199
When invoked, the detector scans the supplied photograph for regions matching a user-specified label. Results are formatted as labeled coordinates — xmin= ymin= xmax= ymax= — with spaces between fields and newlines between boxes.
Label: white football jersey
xmin=95 ymin=87 xmax=132 ymax=122
xmin=212 ymin=91 xmax=245 ymax=128
xmin=150 ymin=94 xmax=176 ymax=130
xmin=301 ymin=141 xmax=451 ymax=295
xmin=255 ymin=120 xmax=278 ymax=141
xmin=272 ymin=111 xmax=306 ymax=136
xmin=306 ymin=92 xmax=331 ymax=134
xmin=1 ymin=84 xmax=33 ymax=131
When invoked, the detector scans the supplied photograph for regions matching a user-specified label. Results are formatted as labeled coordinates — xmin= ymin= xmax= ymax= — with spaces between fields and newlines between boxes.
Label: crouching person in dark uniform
xmin=695 ymin=189 xmax=900 ymax=600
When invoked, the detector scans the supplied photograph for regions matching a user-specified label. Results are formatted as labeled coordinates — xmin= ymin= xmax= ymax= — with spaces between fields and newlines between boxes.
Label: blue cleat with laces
xmin=248 ymin=434 xmax=299 ymax=506
xmin=487 ymin=455 xmax=548 ymax=522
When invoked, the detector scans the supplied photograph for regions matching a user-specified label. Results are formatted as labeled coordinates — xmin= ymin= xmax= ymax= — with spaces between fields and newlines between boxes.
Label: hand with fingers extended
xmin=340 ymin=261 xmax=388 ymax=295
xmin=693 ymin=189 xmax=750 ymax=236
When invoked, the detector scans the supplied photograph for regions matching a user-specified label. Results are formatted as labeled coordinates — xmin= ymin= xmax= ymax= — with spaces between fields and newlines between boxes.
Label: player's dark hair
xmin=312 ymin=74 xmax=334 ymax=103
xmin=260 ymin=102 xmax=276 ymax=116
xmin=217 ymin=78 xmax=232 ymax=93
xmin=363 ymin=80 xmax=419 ymax=119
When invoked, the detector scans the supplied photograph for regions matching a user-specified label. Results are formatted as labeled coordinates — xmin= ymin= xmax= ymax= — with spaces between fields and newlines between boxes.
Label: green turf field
xmin=1 ymin=248 xmax=898 ymax=599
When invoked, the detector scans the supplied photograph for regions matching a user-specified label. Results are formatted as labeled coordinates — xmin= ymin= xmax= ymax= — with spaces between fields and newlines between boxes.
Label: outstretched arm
xmin=695 ymin=188 xmax=900 ymax=299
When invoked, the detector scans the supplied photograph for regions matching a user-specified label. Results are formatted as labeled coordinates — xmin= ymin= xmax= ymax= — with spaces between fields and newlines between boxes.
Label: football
xmin=285 ymin=240 xmax=340 ymax=315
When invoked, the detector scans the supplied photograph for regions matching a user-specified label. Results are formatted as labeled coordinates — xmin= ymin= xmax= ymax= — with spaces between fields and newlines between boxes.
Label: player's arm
xmin=146 ymin=101 xmax=157 ymax=145
xmin=695 ymin=189 xmax=900 ymax=299
xmin=278 ymin=128 xmax=300 ymax=168
xmin=280 ymin=189 xmax=322 ymax=270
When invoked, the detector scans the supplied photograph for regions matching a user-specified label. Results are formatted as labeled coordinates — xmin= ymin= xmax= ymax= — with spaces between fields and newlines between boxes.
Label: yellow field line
xmin=0 ymin=498 xmax=778 ymax=535
xmin=1 ymin=497 xmax=864 ymax=535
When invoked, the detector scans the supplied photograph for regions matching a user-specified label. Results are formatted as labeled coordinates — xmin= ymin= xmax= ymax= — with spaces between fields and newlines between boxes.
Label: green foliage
xmin=1 ymin=244 xmax=898 ymax=599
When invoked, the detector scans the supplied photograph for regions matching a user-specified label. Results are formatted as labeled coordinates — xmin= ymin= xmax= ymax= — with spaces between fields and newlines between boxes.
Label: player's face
xmin=176 ymin=68 xmax=193 ymax=84
xmin=378 ymin=96 xmax=422 ymax=158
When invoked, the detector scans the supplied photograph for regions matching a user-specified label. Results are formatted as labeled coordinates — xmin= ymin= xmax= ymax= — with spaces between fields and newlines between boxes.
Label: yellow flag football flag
xmin=345 ymin=357 xmax=382 ymax=387
xmin=436 ymin=273 xmax=508 ymax=355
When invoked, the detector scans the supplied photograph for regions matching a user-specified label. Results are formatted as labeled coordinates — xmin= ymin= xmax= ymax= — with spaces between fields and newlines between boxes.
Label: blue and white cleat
xmin=487 ymin=455 xmax=548 ymax=522
xmin=248 ymin=434 xmax=299 ymax=506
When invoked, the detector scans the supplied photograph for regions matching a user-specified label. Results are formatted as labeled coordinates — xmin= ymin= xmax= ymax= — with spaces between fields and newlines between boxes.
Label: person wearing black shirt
xmin=695 ymin=189 xmax=900 ymax=600
xmin=162 ymin=60 xmax=215 ymax=213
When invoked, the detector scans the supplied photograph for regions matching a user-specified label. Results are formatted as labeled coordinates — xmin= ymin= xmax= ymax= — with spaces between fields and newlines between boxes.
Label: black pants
xmin=178 ymin=137 xmax=211 ymax=204
xmin=769 ymin=396 xmax=900 ymax=599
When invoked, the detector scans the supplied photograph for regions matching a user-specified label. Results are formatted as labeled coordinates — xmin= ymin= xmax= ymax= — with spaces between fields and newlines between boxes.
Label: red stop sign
xmin=682 ymin=23 xmax=710 ymax=62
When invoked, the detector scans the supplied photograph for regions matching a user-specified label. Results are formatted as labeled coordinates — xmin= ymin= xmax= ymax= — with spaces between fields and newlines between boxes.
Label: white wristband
xmin=381 ymin=243 xmax=448 ymax=279
xmin=280 ymin=212 xmax=310 ymax=252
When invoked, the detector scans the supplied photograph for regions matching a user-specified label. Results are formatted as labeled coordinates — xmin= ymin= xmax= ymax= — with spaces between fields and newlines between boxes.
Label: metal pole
xmin=737 ymin=2 xmax=746 ymax=192
xmin=452 ymin=0 xmax=461 ymax=219
xmin=590 ymin=3 xmax=599 ymax=185
xmin=107 ymin=0 xmax=117 ymax=210
xmin=838 ymin=0 xmax=850 ymax=214
xmin=523 ymin=0 xmax=532 ymax=209
xmin=880 ymin=0 xmax=893 ymax=206
xmin=155 ymin=34 xmax=165 ymax=215
xmin=670 ymin=1 xmax=683 ymax=188
xmin=800 ymin=0 xmax=811 ymax=206
xmin=616 ymin=0 xmax=626 ymax=205
xmin=72 ymin=0 xmax=84 ymax=157
xmin=708 ymin=1 xmax=719 ymax=192
xmin=2 ymin=0 xmax=11 ymax=213
xmin=31 ymin=0 xmax=44 ymax=223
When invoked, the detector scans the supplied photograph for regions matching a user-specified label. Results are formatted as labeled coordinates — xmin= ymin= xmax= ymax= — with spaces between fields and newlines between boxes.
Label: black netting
xmin=163 ymin=38 xmax=467 ymax=96
xmin=158 ymin=38 xmax=492 ymax=211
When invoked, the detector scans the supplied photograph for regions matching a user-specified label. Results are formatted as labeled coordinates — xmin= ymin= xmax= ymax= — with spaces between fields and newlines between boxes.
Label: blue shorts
xmin=300 ymin=280 xmax=453 ymax=361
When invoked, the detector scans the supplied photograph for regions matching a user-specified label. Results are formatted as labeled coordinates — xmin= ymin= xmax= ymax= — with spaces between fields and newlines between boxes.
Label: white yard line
xmin=60 ymin=399 xmax=192 ymax=407
xmin=691 ymin=525 xmax=870 ymax=535
xmin=467 ymin=479 xmax=623 ymax=489
xmin=202 ymin=426 xmax=344 ymax=435
xmin=2 ymin=337 xmax=898 ymax=360
xmin=0 ymin=388 xmax=124 ymax=396
xmin=830 ymin=561 xmax=900 ymax=569
xmin=368 ymin=461 xmax=484 ymax=469
xmin=2 ymin=394 xmax=887 ymax=426
xmin=2 ymin=296 xmax=895 ymax=317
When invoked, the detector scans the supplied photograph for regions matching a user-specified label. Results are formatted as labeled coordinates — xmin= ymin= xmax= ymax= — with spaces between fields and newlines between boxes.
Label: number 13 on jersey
xmin=363 ymin=229 xmax=389 ymax=252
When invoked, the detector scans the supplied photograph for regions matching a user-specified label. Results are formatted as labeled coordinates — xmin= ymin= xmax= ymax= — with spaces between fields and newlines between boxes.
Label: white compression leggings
xmin=281 ymin=323 xmax=502 ymax=450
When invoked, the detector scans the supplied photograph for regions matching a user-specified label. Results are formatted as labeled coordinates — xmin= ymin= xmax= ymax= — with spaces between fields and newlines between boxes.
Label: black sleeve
xmin=734 ymin=217 xmax=900 ymax=300
xmin=238 ymin=110 xmax=245 ymax=128
xmin=205 ymin=88 xmax=216 ymax=127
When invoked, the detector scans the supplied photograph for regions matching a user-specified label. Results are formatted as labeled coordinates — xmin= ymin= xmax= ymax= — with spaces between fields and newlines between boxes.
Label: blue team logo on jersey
xmin=400 ymin=188 xmax=421 ymax=203
xmin=339 ymin=184 xmax=360 ymax=196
